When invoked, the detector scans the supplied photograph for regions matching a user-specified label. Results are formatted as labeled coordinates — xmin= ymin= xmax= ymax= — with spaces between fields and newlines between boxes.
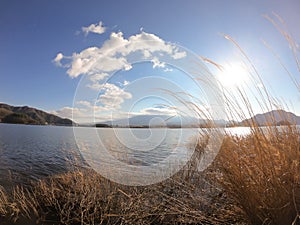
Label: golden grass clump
xmin=214 ymin=125 xmax=300 ymax=225
xmin=1 ymin=167 xmax=247 ymax=225
xmin=0 ymin=186 xmax=9 ymax=217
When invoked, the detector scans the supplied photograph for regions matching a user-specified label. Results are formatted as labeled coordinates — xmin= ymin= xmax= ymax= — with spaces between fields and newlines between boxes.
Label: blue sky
xmin=0 ymin=0 xmax=299 ymax=122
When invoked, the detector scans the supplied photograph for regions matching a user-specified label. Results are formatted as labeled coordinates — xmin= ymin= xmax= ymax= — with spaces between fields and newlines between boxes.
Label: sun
xmin=217 ymin=62 xmax=249 ymax=87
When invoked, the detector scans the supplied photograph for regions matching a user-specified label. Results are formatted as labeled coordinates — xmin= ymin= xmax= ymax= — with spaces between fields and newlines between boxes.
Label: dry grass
xmin=0 ymin=165 xmax=247 ymax=225
xmin=213 ymin=125 xmax=300 ymax=225
xmin=203 ymin=13 xmax=300 ymax=225
xmin=0 ymin=186 xmax=9 ymax=217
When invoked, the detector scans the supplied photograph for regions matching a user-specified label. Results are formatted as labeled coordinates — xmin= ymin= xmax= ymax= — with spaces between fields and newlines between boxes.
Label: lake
xmin=0 ymin=123 xmax=252 ymax=187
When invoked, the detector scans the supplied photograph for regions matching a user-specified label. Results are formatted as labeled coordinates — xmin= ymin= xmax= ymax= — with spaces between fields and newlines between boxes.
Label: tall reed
xmin=206 ymin=13 xmax=300 ymax=225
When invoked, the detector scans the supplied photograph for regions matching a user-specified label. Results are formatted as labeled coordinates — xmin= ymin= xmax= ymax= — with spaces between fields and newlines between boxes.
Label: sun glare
xmin=217 ymin=62 xmax=249 ymax=87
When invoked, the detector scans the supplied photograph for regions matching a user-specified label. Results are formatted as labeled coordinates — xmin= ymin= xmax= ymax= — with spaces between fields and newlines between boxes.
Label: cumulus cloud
xmin=53 ymin=82 xmax=132 ymax=122
xmin=99 ymin=32 xmax=129 ymax=56
xmin=54 ymin=30 xmax=186 ymax=78
xmin=66 ymin=46 xmax=132 ymax=78
xmin=82 ymin=21 xmax=106 ymax=36
xmin=95 ymin=83 xmax=132 ymax=109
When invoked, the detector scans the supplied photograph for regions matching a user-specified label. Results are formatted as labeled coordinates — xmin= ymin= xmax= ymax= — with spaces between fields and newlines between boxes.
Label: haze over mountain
xmin=98 ymin=109 xmax=300 ymax=127
xmin=100 ymin=115 xmax=204 ymax=127
xmin=0 ymin=103 xmax=74 ymax=126
xmin=99 ymin=115 xmax=229 ymax=128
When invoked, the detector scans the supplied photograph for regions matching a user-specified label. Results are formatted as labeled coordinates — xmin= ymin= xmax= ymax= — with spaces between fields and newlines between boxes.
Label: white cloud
xmin=100 ymin=32 xmax=129 ymax=56
xmin=140 ymin=107 xmax=177 ymax=116
xmin=95 ymin=83 xmax=132 ymax=109
xmin=87 ymin=82 xmax=132 ymax=110
xmin=55 ymin=30 xmax=186 ymax=78
xmin=164 ymin=68 xmax=173 ymax=72
xmin=75 ymin=101 xmax=112 ymax=113
xmin=53 ymin=52 xmax=64 ymax=66
xmin=143 ymin=50 xmax=151 ymax=58
xmin=172 ymin=51 xmax=186 ymax=59
xmin=126 ymin=32 xmax=174 ymax=55
xmin=82 ymin=21 xmax=106 ymax=36
xmin=66 ymin=46 xmax=132 ymax=78
xmin=116 ymin=80 xmax=130 ymax=87
xmin=123 ymin=80 xmax=130 ymax=86
xmin=151 ymin=57 xmax=165 ymax=68
xmin=52 ymin=104 xmax=112 ymax=123
xmin=51 ymin=107 xmax=86 ymax=121
xmin=76 ymin=100 xmax=92 ymax=107
xmin=89 ymin=73 xmax=109 ymax=82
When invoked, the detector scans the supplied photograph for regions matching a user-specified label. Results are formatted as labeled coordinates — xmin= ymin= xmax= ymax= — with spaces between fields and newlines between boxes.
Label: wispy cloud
xmin=123 ymin=80 xmax=130 ymax=86
xmin=76 ymin=100 xmax=92 ymax=107
xmin=164 ymin=68 xmax=173 ymax=72
xmin=140 ymin=107 xmax=177 ymax=116
xmin=82 ymin=21 xmax=106 ymax=36
xmin=89 ymin=73 xmax=109 ymax=82
xmin=51 ymin=106 xmax=86 ymax=119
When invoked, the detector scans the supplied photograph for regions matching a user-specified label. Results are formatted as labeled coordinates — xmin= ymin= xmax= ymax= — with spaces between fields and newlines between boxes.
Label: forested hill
xmin=0 ymin=103 xmax=74 ymax=126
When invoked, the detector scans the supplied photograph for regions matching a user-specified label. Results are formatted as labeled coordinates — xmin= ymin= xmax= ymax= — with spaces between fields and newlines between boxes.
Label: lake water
xmin=0 ymin=123 xmax=252 ymax=187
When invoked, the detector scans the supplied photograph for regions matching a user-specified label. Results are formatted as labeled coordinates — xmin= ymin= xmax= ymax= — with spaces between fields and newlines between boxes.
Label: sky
xmin=0 ymin=0 xmax=299 ymax=123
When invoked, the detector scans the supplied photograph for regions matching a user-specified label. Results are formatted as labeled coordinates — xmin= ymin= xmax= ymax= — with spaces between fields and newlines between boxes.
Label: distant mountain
xmin=99 ymin=114 xmax=228 ymax=128
xmin=0 ymin=103 xmax=74 ymax=126
xmin=102 ymin=115 xmax=195 ymax=127
xmin=97 ymin=110 xmax=300 ymax=128
xmin=240 ymin=109 xmax=300 ymax=126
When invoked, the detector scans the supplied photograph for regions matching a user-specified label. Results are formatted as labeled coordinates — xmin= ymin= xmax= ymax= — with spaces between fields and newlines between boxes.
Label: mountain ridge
xmin=0 ymin=103 xmax=74 ymax=126
xmin=240 ymin=109 xmax=300 ymax=126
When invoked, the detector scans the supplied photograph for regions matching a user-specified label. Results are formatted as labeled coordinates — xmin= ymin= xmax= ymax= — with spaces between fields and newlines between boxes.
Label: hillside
xmin=0 ymin=103 xmax=74 ymax=126
xmin=240 ymin=109 xmax=300 ymax=126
